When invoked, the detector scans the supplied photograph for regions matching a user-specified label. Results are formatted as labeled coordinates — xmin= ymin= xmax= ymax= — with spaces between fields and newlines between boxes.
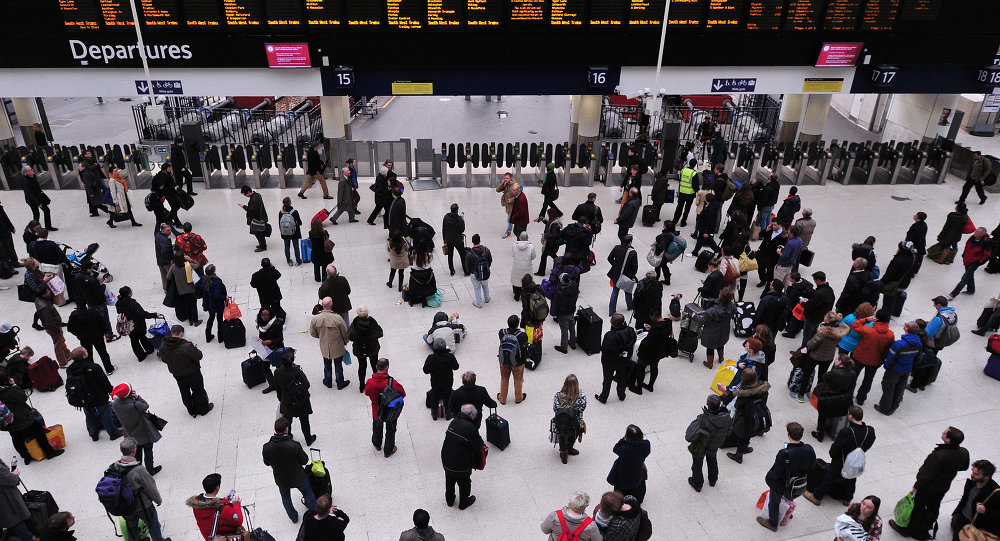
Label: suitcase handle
xmin=310 ymin=448 xmax=322 ymax=461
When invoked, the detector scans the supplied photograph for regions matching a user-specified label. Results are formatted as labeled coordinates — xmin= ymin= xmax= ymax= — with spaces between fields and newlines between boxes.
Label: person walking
xmin=932 ymin=203 xmax=970 ymax=264
xmin=536 ymin=162 xmax=562 ymax=221
xmin=160 ymin=325 xmax=214 ymax=417
xmin=691 ymin=192 xmax=722 ymax=255
xmin=307 ymin=220 xmax=332 ymax=283
xmin=364 ymin=358 xmax=406 ymax=458
xmin=440 ymin=403 xmax=483 ymax=510
xmin=318 ymin=265 xmax=353 ymax=326
xmin=572 ymin=192 xmax=604 ymax=240
xmin=21 ymin=166 xmax=56 ymax=230
xmin=170 ymin=137 xmax=195 ymax=195
xmin=615 ymin=188 xmax=640 ymax=243
xmin=889 ymin=427 xmax=970 ymax=539
xmin=110 ymin=383 xmax=162 ymax=475
xmin=111 ymin=438 xmax=171 ymax=541
xmin=239 ymin=185 xmax=268 ymax=252
xmin=465 ymin=235 xmax=493 ymax=308
xmin=442 ymin=203 xmax=468 ymax=276
xmin=756 ymin=422 xmax=815 ymax=532
xmin=114 ymin=286 xmax=160 ymax=363
xmin=150 ymin=162 xmax=181 ymax=227
xmin=804 ymin=405 xmax=876 ymax=507
xmin=274 ymin=349 xmax=317 ymax=446
xmin=399 ymin=509 xmax=445 ymax=541
xmin=193 ymin=264 xmax=226 ymax=343
xmin=551 ymin=374 xmax=587 ymax=464
xmin=309 ymin=297 xmax=351 ymax=391
xmin=251 ymin=258 xmax=284 ymax=319
xmin=947 ymin=227 xmax=992 ymax=299
xmin=108 ymin=165 xmax=142 ymax=227
xmin=607 ymin=234 xmax=638 ymax=316
xmin=347 ymin=305 xmax=383 ymax=393
xmin=607 ymin=425 xmax=651 ymax=504
xmin=67 ymin=303 xmax=116 ymax=374
xmin=277 ymin=197 xmax=303 ymax=266
xmin=631 ymin=309 xmax=675 ymax=393
xmin=673 ymin=159 xmax=699 ymax=227
xmin=64 ymin=347 xmax=120 ymax=441
xmin=685 ymin=394 xmax=732 ymax=492
xmin=449 ymin=371 xmax=497 ymax=430
xmin=298 ymin=142 xmax=331 ymax=200
xmin=949 ymin=459 xmax=1000 ymax=540
xmin=596 ymin=313 xmax=637 ymax=403
xmin=424 ymin=338 xmax=459 ymax=420
xmin=262 ymin=417 xmax=317 ymax=523
xmin=510 ymin=232 xmax=537 ymax=301
xmin=958 ymin=150 xmax=992 ymax=205
xmin=367 ymin=162 xmax=394 ymax=227
xmin=497 ymin=315 xmax=528 ymax=405
xmin=536 ymin=208 xmax=563 ymax=277
xmin=329 ymin=166 xmax=358 ymax=224
xmin=850 ymin=312 xmax=895 ymax=405
xmin=874 ymin=321 xmax=925 ymax=416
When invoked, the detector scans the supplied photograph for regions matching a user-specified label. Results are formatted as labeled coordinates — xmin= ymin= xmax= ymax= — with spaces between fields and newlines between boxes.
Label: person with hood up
xmin=726 ymin=368 xmax=771 ymax=464
xmin=348 ymin=305 xmax=383 ymax=392
xmin=685 ymin=394 xmax=733 ymax=492
xmin=439 ymin=403 xmax=483 ymax=510
xmin=510 ymin=232 xmax=537 ymax=301
xmin=850 ymin=312 xmax=896 ymax=406
xmin=700 ymin=291 xmax=737 ymax=369
xmin=791 ymin=311 xmax=849 ymax=403
xmin=536 ymin=163 xmax=562 ymax=221
xmin=186 ymin=473 xmax=244 ymax=540
xmin=423 ymin=338 xmax=460 ymax=421
xmin=874 ymin=321 xmax=925 ymax=416
xmin=111 ymin=382 xmax=162 ymax=475
xmin=775 ymin=186 xmax=800 ymax=227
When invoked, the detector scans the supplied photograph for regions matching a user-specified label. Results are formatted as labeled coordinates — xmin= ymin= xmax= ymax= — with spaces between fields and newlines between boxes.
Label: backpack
xmin=278 ymin=212 xmax=297 ymax=236
xmin=933 ymin=314 xmax=960 ymax=348
xmin=65 ymin=369 xmax=95 ymax=408
xmin=0 ymin=400 xmax=13 ymax=430
xmin=498 ymin=330 xmax=523 ymax=366
xmin=286 ymin=369 xmax=311 ymax=407
xmin=529 ymin=291 xmax=549 ymax=321
xmin=841 ymin=427 xmax=869 ymax=480
xmin=556 ymin=509 xmax=593 ymax=541
xmin=750 ymin=398 xmax=772 ymax=436
xmin=144 ymin=193 xmax=154 ymax=211
xmin=783 ymin=453 xmax=808 ymax=500
xmin=665 ymin=236 xmax=687 ymax=262
xmin=553 ymin=406 xmax=577 ymax=436
xmin=687 ymin=414 xmax=712 ymax=458
xmin=377 ymin=376 xmax=404 ymax=422
xmin=95 ymin=463 xmax=139 ymax=516
xmin=116 ymin=313 xmax=134 ymax=337
xmin=474 ymin=250 xmax=491 ymax=281
xmin=555 ymin=279 xmax=579 ymax=311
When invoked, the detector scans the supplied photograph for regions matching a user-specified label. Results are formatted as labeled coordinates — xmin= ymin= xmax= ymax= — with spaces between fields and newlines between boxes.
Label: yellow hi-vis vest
xmin=679 ymin=168 xmax=696 ymax=194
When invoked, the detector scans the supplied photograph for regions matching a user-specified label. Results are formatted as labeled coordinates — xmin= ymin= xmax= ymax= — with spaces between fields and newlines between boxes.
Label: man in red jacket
xmin=186 ymin=473 xmax=244 ymax=540
xmin=508 ymin=184 xmax=530 ymax=239
xmin=850 ymin=312 xmax=896 ymax=406
xmin=947 ymin=227 xmax=992 ymax=299
xmin=364 ymin=358 xmax=406 ymax=458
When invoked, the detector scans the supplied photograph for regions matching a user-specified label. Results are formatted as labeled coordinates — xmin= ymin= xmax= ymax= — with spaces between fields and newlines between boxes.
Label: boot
xmin=703 ymin=359 xmax=714 ymax=369
xmin=726 ymin=452 xmax=743 ymax=464
xmin=560 ymin=452 xmax=568 ymax=464
xmin=146 ymin=463 xmax=162 ymax=476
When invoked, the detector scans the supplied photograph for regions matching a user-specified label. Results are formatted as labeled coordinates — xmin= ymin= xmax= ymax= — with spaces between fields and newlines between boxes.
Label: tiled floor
xmin=1 ymin=167 xmax=999 ymax=541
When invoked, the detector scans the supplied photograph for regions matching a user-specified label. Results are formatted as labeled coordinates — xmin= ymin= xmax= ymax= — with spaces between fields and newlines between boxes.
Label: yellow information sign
xmin=802 ymin=78 xmax=844 ymax=93
xmin=391 ymin=81 xmax=434 ymax=95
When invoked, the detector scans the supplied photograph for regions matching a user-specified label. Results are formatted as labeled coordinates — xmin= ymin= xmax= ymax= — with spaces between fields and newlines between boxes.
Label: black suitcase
xmin=576 ymin=307 xmax=603 ymax=355
xmin=241 ymin=354 xmax=268 ymax=389
xmin=303 ymin=448 xmax=332 ymax=498
xmin=23 ymin=489 xmax=58 ymax=534
xmin=910 ymin=352 xmax=942 ymax=388
xmin=695 ymin=250 xmax=714 ymax=272
xmin=641 ymin=204 xmax=659 ymax=226
xmin=677 ymin=328 xmax=698 ymax=361
xmin=224 ymin=318 xmax=247 ymax=349
xmin=798 ymin=248 xmax=814 ymax=267
xmin=806 ymin=458 xmax=853 ymax=500
xmin=733 ymin=301 xmax=756 ymax=337
xmin=485 ymin=408 xmax=510 ymax=450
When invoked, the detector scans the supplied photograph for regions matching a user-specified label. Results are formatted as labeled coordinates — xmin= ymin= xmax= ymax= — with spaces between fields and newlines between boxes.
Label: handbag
xmin=959 ymin=489 xmax=1000 ymax=541
xmin=342 ymin=350 xmax=352 ymax=365
xmin=17 ymin=284 xmax=36 ymax=303
xmin=615 ymin=248 xmax=636 ymax=293
xmin=739 ymin=251 xmax=758 ymax=272
xmin=249 ymin=219 xmax=267 ymax=234
xmin=47 ymin=276 xmax=67 ymax=296
xmin=223 ymin=298 xmax=242 ymax=321
xmin=791 ymin=302 xmax=805 ymax=321
xmin=146 ymin=412 xmax=168 ymax=431
xmin=474 ymin=442 xmax=489 ymax=470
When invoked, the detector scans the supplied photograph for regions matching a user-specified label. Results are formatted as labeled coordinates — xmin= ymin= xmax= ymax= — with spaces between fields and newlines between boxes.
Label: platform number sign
xmin=588 ymin=67 xmax=609 ymax=89
xmin=870 ymin=66 xmax=898 ymax=88
xmin=333 ymin=67 xmax=355 ymax=89
xmin=977 ymin=66 xmax=1000 ymax=86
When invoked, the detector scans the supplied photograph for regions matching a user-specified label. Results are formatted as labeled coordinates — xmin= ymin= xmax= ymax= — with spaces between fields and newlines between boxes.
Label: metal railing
xmin=133 ymin=104 xmax=323 ymax=147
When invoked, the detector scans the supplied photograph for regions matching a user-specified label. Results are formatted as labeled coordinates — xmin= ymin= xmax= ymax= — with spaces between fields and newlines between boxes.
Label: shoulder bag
xmin=959 ymin=488 xmax=1000 ymax=541
xmin=615 ymin=248 xmax=636 ymax=293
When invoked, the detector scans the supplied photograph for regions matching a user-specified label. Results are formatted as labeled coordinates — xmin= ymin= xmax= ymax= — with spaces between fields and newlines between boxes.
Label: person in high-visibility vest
xmin=672 ymin=158 xmax=700 ymax=228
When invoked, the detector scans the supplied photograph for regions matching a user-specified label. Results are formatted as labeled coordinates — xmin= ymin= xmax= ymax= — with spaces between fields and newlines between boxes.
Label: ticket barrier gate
xmin=224 ymin=145 xmax=249 ymax=189
xmin=752 ymin=142 xmax=778 ymax=183
xmin=868 ymin=141 xmax=897 ymax=184
xmin=728 ymin=142 xmax=757 ymax=185
xmin=201 ymin=145 xmax=225 ymax=189
xmin=250 ymin=144 xmax=278 ymax=189
xmin=841 ymin=141 xmax=877 ymax=185
xmin=776 ymin=141 xmax=804 ymax=185
xmin=827 ymin=142 xmax=856 ymax=184
xmin=123 ymin=145 xmax=154 ymax=190
xmin=925 ymin=143 xmax=952 ymax=184
xmin=796 ymin=142 xmax=830 ymax=186
xmin=272 ymin=143 xmax=306 ymax=189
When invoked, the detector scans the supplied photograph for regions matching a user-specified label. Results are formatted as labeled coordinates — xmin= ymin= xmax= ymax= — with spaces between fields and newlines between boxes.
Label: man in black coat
xmin=151 ymin=163 xmax=181 ymax=226
xmin=440 ymin=404 xmax=484 ymax=510
xmin=781 ymin=273 xmax=813 ymax=338
xmin=907 ymin=211 xmax=928 ymax=277
xmin=74 ymin=259 xmax=114 ymax=341
xmin=170 ymin=137 xmax=196 ymax=196
xmin=560 ymin=217 xmax=594 ymax=271
xmin=801 ymin=271 xmax=835 ymax=347
xmin=250 ymin=258 xmax=284 ymax=320
xmin=631 ymin=271 xmax=663 ymax=330
xmin=0 ymin=200 xmax=16 ymax=267
xmin=756 ymin=220 xmax=787 ymax=286
xmin=80 ymin=162 xmax=105 ymax=217
xmin=699 ymin=259 xmax=723 ymax=308
xmin=448 ymin=371 xmax=498 ymax=429
xmin=571 ymin=192 xmax=604 ymax=238
xmin=836 ymin=258 xmax=872 ymax=316
xmin=262 ymin=417 xmax=317 ymax=523
xmin=755 ymin=280 xmax=789 ymax=334
xmin=890 ymin=426 xmax=971 ymax=539
xmin=21 ymin=166 xmax=56 ymax=230
xmin=240 ymin=185 xmax=268 ymax=252
xmin=154 ymin=223 xmax=174 ymax=291
xmin=693 ymin=194 xmax=723 ymax=255
xmin=615 ymin=188 xmax=640 ymax=242
xmin=881 ymin=242 xmax=917 ymax=318
xmin=685 ymin=394 xmax=733 ymax=492
xmin=67 ymin=303 xmax=115 ymax=374
xmin=596 ymin=313 xmax=637 ymax=404
xmin=804 ymin=405 xmax=876 ymax=506
xmin=607 ymin=235 xmax=639 ymax=317
xmin=387 ymin=188 xmax=407 ymax=235
xmin=632 ymin=310 xmax=671 ymax=394
xmin=950 ymin=459 xmax=1000 ymax=540
xmin=442 ymin=203 xmax=467 ymax=276
xmin=65 ymin=347 xmax=121 ymax=441
xmin=755 ymin=173 xmax=781 ymax=232
xmin=758 ymin=422 xmax=815 ymax=532
xmin=160 ymin=325 xmax=214 ymax=417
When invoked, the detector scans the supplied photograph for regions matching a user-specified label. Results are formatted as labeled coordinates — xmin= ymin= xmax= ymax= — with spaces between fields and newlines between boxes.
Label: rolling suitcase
xmin=695 ymin=250 xmax=714 ymax=272
xmin=641 ymin=204 xmax=659 ymax=226
xmin=985 ymin=353 xmax=1000 ymax=381
xmin=576 ymin=307 xmax=603 ymax=355
xmin=733 ymin=301 xmax=756 ymax=337
xmin=223 ymin=318 xmax=247 ymax=349
xmin=798 ymin=248 xmax=814 ymax=267
xmin=485 ymin=408 xmax=510 ymax=450
xmin=23 ymin=489 xmax=58 ymax=533
xmin=242 ymin=353 xmax=268 ymax=389
xmin=304 ymin=448 xmax=332 ymax=498
xmin=677 ymin=328 xmax=698 ymax=361
xmin=28 ymin=356 xmax=62 ymax=392
xmin=680 ymin=303 xmax=705 ymax=334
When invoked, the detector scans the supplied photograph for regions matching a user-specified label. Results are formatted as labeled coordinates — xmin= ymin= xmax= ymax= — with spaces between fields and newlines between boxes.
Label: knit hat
xmin=547 ymin=163 xmax=556 ymax=171
xmin=111 ymin=383 xmax=131 ymax=398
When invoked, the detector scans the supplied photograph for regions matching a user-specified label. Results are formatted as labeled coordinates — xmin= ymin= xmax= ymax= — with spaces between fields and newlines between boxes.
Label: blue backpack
xmin=95 ymin=463 xmax=139 ymax=516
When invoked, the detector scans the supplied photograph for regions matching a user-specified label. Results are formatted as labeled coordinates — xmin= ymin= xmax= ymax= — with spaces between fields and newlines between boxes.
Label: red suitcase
xmin=312 ymin=208 xmax=331 ymax=223
xmin=28 ymin=356 xmax=62 ymax=392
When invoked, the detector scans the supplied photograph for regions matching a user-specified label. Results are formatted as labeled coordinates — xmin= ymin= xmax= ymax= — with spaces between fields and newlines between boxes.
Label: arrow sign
xmin=136 ymin=81 xmax=149 ymax=94
xmin=135 ymin=80 xmax=184 ymax=95
xmin=710 ymin=78 xmax=756 ymax=93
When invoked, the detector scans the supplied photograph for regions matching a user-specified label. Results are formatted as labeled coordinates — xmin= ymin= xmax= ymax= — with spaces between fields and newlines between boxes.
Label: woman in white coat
xmin=108 ymin=165 xmax=142 ymax=227
xmin=510 ymin=231 xmax=537 ymax=301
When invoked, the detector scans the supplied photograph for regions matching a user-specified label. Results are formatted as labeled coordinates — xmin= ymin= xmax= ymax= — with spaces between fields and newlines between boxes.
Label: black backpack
xmin=750 ymin=398 xmax=772 ymax=436
xmin=286 ymin=369 xmax=310 ymax=407
xmin=687 ymin=415 xmax=712 ymax=458
xmin=65 ymin=369 xmax=95 ymax=408
xmin=474 ymin=250 xmax=491 ymax=281
xmin=555 ymin=279 xmax=579 ymax=311
xmin=377 ymin=377 xmax=405 ymax=422
xmin=553 ymin=406 xmax=577 ymax=436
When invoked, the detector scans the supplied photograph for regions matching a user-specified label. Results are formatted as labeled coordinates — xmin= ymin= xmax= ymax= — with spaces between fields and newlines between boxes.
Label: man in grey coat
xmin=114 ymin=437 xmax=171 ymax=541
xmin=685 ymin=394 xmax=733 ymax=492
xmin=111 ymin=382 xmax=163 ymax=476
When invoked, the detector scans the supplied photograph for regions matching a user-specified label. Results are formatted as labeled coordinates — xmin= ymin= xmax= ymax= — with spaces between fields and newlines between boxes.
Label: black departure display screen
xmin=305 ymin=0 xmax=341 ymax=25
xmin=141 ymin=0 xmax=181 ymax=26
xmin=509 ymin=0 xmax=547 ymax=23
xmin=466 ymin=0 xmax=501 ymax=25
xmin=861 ymin=0 xmax=899 ymax=31
xmin=387 ymin=0 xmax=425 ymax=28
xmin=551 ymin=0 xmax=586 ymax=26
xmin=823 ymin=0 xmax=860 ymax=30
xmin=706 ymin=0 xmax=744 ymax=29
xmin=222 ymin=0 xmax=262 ymax=25
xmin=60 ymin=0 xmax=102 ymax=29
xmin=427 ymin=0 xmax=462 ymax=26
xmin=346 ymin=0 xmax=382 ymax=25
xmin=590 ymin=0 xmax=625 ymax=25
xmin=784 ymin=0 xmax=821 ymax=30
xmin=265 ymin=0 xmax=302 ymax=26
xmin=183 ymin=0 xmax=222 ymax=25
xmin=901 ymin=0 xmax=941 ymax=20
xmin=667 ymin=0 xmax=701 ymax=27
xmin=746 ymin=0 xmax=782 ymax=29
xmin=629 ymin=0 xmax=665 ymax=26
xmin=99 ymin=0 xmax=132 ymax=26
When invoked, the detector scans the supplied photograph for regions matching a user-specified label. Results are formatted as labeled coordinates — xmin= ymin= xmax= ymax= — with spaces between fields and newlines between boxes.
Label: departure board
xmin=184 ymin=0 xmax=222 ymax=25
xmin=706 ymin=0 xmax=744 ymax=29
xmin=823 ymin=0 xmax=861 ymax=30
xmin=346 ymin=0 xmax=382 ymax=25
xmin=509 ymin=0 xmax=547 ymax=23
xmin=901 ymin=0 xmax=941 ymax=20
xmin=629 ymin=0 xmax=666 ymax=26
xmin=551 ymin=0 xmax=586 ymax=26
xmin=746 ymin=0 xmax=782 ymax=30
xmin=589 ymin=0 xmax=625 ymax=25
xmin=466 ymin=0 xmax=501 ymax=25
xmin=387 ymin=0 xmax=425 ymax=28
xmin=426 ymin=0 xmax=461 ymax=26
xmin=667 ymin=0 xmax=701 ymax=26
xmin=266 ymin=0 xmax=302 ymax=26
xmin=222 ymin=0 xmax=262 ymax=25
xmin=141 ymin=0 xmax=181 ymax=26
xmin=305 ymin=0 xmax=341 ymax=25
xmin=861 ymin=0 xmax=899 ymax=31
xmin=99 ymin=0 xmax=132 ymax=26
xmin=784 ymin=0 xmax=821 ymax=30
xmin=60 ymin=0 xmax=101 ymax=29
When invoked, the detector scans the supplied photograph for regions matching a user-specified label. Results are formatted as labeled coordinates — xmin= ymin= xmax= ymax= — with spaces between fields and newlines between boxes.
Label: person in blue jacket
xmin=874 ymin=321 xmax=926 ymax=416
xmin=194 ymin=264 xmax=227 ymax=343
xmin=607 ymin=424 xmax=651 ymax=504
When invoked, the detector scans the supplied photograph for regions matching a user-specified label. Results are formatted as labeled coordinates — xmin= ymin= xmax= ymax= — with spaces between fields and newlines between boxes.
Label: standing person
xmin=700 ymin=291 xmax=737 ymax=369
xmin=756 ymin=172 xmax=781 ymax=232
xmin=652 ymin=220 xmax=680 ymax=285
xmin=874 ymin=321 xmax=925 ymax=416
xmin=781 ymin=272 xmax=814 ymax=339
xmin=0 ymin=380 xmax=63 ymax=463
xmin=251 ymin=258 xmax=284 ymax=319
xmin=889 ymin=427 xmax=970 ymax=539
xmin=673 ymin=159 xmax=699 ymax=227
xmin=159 ymin=325 xmax=214 ymax=417
xmin=308 ymin=220 xmax=332 ymax=283
xmin=193 ymin=264 xmax=226 ymax=343
xmin=509 ymin=184 xmax=529 ymax=239
xmin=496 ymin=172 xmax=517 ymax=239
xmin=801 ymin=271 xmax=836 ymax=346
xmin=631 ymin=272 xmax=663 ymax=331
xmin=754 ymin=280 xmax=789 ymax=334
xmin=572 ymin=192 xmax=604 ymax=241
xmin=186 ymin=473 xmax=245 ymax=540
xmin=497 ymin=315 xmax=528 ymax=405
xmin=449 ymin=371 xmax=497 ymax=430
xmin=649 ymin=171 xmax=671 ymax=217
xmin=0 ymin=200 xmax=18 ymax=267
xmin=958 ymin=150 xmax=992 ymax=205
xmin=73 ymin=259 xmax=116 ymax=341
xmin=794 ymin=208 xmax=816 ymax=248
xmin=596 ymin=313 xmax=637 ymax=404
xmin=274 ymin=349 xmax=316 ymax=446
xmin=774 ymin=225 xmax=804 ymax=287
xmin=465 ymin=235 xmax=493 ymax=308
xmin=165 ymin=253 xmax=201 ymax=326
xmin=607 ymin=234 xmax=638 ymax=316
xmin=347 ymin=305 xmax=383 ymax=393
xmin=536 ymin=163 xmax=562 ymax=221
xmin=881 ymin=241 xmax=917 ymax=318
xmin=808 ymin=355 xmax=857 ymax=441
xmin=301 ymin=495 xmax=349 ymax=541
xmin=442 ymin=203 xmax=468 ymax=276
xmin=949 ymin=459 xmax=1000 ymax=540
xmin=309 ymin=297 xmax=351 ymax=391
xmin=423 ymin=338 xmax=459 ymax=420
xmin=685 ymin=394 xmax=732 ymax=492
xmin=837 ymin=258 xmax=873 ymax=316
xmin=552 ymin=272 xmax=579 ymax=354
xmin=154 ymin=223 xmax=174 ymax=291
xmin=298 ymin=142 xmax=331 ymax=200
xmin=21 ymin=256 xmax=55 ymax=331
xmin=804 ymin=406 xmax=876 ymax=507
xmin=607 ymin=425 xmax=651 ymax=504
xmin=239 ymin=185 xmax=268 ymax=252
xmin=37 ymin=293 xmax=71 ymax=367
xmin=318 ymin=265 xmax=353 ymax=326
xmin=27 ymin=227 xmax=69 ymax=305
xmin=256 ymin=307 xmax=282 ymax=394
xmin=791 ymin=311 xmax=848 ymax=403
xmin=151 ymin=163 xmax=181 ymax=226
xmin=947 ymin=227 xmax=992 ymax=299
xmin=850 ymin=312 xmax=896 ymax=405
xmin=112 ymin=438 xmax=171 ymax=541
xmin=537 ymin=208 xmax=563 ymax=277
xmin=691 ymin=192 xmax=722 ymax=255
xmin=110 ymin=383 xmax=162 ymax=475
xmin=0 ymin=457 xmax=34 ymax=541
xmin=755 ymin=220 xmax=787 ymax=287
xmin=775 ymin=186 xmax=801 ymax=228
xmin=329 ymin=166 xmax=358 ymax=224
xmin=367 ymin=163 xmax=392 ymax=226
xmin=756 ymin=422 xmax=816 ymax=532
xmin=80 ymin=161 xmax=105 ymax=218
xmin=440 ymin=403 xmax=483 ymax=510
xmin=67 ymin=303 xmax=116 ymax=374
xmin=632 ymin=308 xmax=675 ymax=393
xmin=262 ymin=417 xmax=317 ymax=523
xmin=344 ymin=158 xmax=360 ymax=214
xmin=699 ymin=258 xmax=723 ymax=308
xmin=726 ymin=368 xmax=771 ymax=464
xmin=510 ymin=232 xmax=537 ymax=301
xmin=64 ymin=347 xmax=120 ymax=441
xmin=170 ymin=137 xmax=195 ymax=195
xmin=21 ymin=166 xmax=56 ymax=230
xmin=277 ymin=197 xmax=303 ymax=266
xmin=387 ymin=188 xmax=407 ymax=235
xmin=399 ymin=509 xmax=445 ymax=541
xmin=561 ymin=217 xmax=594 ymax=272
xmin=386 ymin=229 xmax=410 ymax=291
xmin=540 ymin=492 xmax=602 ymax=541
xmin=364 ymin=358 xmax=406 ymax=458
xmin=907 ymin=211 xmax=929 ymax=277
xmin=551 ymin=374 xmax=587 ymax=464
xmin=615 ymin=188 xmax=640 ymax=242
xmin=108 ymin=166 xmax=142 ymax=227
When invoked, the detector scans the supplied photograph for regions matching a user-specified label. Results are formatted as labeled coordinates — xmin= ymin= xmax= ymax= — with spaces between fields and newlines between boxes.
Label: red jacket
xmin=509 ymin=192 xmax=529 ymax=226
xmin=364 ymin=372 xmax=406 ymax=419
xmin=850 ymin=321 xmax=895 ymax=367
xmin=961 ymin=235 xmax=992 ymax=266
xmin=186 ymin=495 xmax=244 ymax=540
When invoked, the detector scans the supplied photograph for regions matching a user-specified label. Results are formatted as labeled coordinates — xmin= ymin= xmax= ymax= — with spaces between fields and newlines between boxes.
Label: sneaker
xmin=594 ymin=393 xmax=607 ymax=404
xmin=484 ymin=297 xmax=491 ymax=304
xmin=502 ymin=232 xmax=511 ymax=239
xmin=106 ymin=334 xmax=122 ymax=343
xmin=946 ymin=293 xmax=955 ymax=300
xmin=261 ymin=386 xmax=275 ymax=394
xmin=790 ymin=392 xmax=803 ymax=403
xmin=687 ymin=477 xmax=702 ymax=492
xmin=106 ymin=365 xmax=118 ymax=375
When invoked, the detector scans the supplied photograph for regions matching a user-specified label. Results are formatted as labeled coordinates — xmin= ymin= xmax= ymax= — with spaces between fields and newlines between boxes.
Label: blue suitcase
xmin=986 ymin=353 xmax=1000 ymax=381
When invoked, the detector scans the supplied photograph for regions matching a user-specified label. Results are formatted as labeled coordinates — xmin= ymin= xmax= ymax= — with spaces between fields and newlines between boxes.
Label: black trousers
xmin=905 ymin=489 xmax=946 ymax=540
xmin=959 ymin=179 xmax=986 ymax=202
xmin=673 ymin=193 xmax=695 ymax=226
xmin=372 ymin=418 xmax=397 ymax=456
xmin=537 ymin=246 xmax=558 ymax=275
xmin=129 ymin=329 xmax=154 ymax=361
xmin=81 ymin=338 xmax=113 ymax=373
xmin=284 ymin=414 xmax=312 ymax=441
xmin=444 ymin=470 xmax=472 ymax=506
xmin=614 ymin=479 xmax=647 ymax=504
xmin=599 ymin=361 xmax=628 ymax=401
xmin=538 ymin=196 xmax=561 ymax=219
xmin=447 ymin=243 xmax=468 ymax=274
xmin=30 ymin=204 xmax=54 ymax=229
xmin=9 ymin=419 xmax=57 ymax=461
xmin=174 ymin=169 xmax=194 ymax=193
xmin=253 ymin=232 xmax=267 ymax=249
xmin=356 ymin=352 xmax=377 ymax=386
xmin=367 ymin=201 xmax=388 ymax=226
xmin=558 ymin=430 xmax=577 ymax=452
xmin=951 ymin=513 xmax=972 ymax=541
xmin=174 ymin=371 xmax=210 ymax=416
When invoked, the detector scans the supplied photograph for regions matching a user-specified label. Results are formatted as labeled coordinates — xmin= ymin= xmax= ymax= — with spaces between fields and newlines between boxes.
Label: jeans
xmin=673 ymin=193 xmax=695 ymax=225
xmin=690 ymin=449 xmax=718 ymax=489
xmin=447 ymin=243 xmax=468 ymax=274
xmin=498 ymin=363 xmax=525 ymax=403
xmin=852 ymin=362 xmax=881 ymax=403
xmin=84 ymin=402 xmax=121 ymax=439
xmin=801 ymin=318 xmax=821 ymax=348
xmin=205 ymin=310 xmax=221 ymax=339
xmin=125 ymin=505 xmax=165 ymax=541
xmin=878 ymin=368 xmax=909 ymax=413
xmin=81 ymin=338 xmax=114 ymax=373
xmin=445 ymin=470 xmax=472 ymax=506
xmin=129 ymin=329 xmax=154 ymax=361
xmin=6 ymin=520 xmax=33 ymax=541
xmin=471 ymin=276 xmax=490 ymax=306
xmin=950 ymin=262 xmax=983 ymax=297
xmin=174 ymin=371 xmax=211 ymax=416
xmin=766 ymin=481 xmax=783 ymax=527
xmin=609 ymin=286 xmax=634 ymax=316
xmin=278 ymin=477 xmax=317 ymax=522
xmin=558 ymin=315 xmax=577 ymax=349
xmin=283 ymin=238 xmax=302 ymax=264
xmin=758 ymin=206 xmax=774 ymax=230
xmin=504 ymin=216 xmax=513 ymax=236
xmin=323 ymin=355 xmax=345 ymax=386
xmin=372 ymin=418 xmax=398 ymax=455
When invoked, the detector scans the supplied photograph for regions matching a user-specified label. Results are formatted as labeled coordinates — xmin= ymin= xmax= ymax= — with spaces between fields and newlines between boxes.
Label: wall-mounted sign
xmin=391 ymin=81 xmax=433 ymax=94
xmin=710 ymin=78 xmax=756 ymax=93
xmin=802 ymin=78 xmax=844 ymax=92
xmin=815 ymin=43 xmax=863 ymax=67
xmin=265 ymin=43 xmax=311 ymax=68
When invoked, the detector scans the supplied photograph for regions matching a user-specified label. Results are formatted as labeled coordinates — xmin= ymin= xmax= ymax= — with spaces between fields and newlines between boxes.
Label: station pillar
xmin=799 ymin=94 xmax=832 ymax=144
xmin=883 ymin=94 xmax=961 ymax=145
xmin=775 ymin=94 xmax=804 ymax=144
xmin=10 ymin=97 xmax=46 ymax=146
xmin=0 ymin=105 xmax=15 ymax=149
xmin=321 ymin=96 xmax=352 ymax=140
xmin=573 ymin=94 xmax=602 ymax=146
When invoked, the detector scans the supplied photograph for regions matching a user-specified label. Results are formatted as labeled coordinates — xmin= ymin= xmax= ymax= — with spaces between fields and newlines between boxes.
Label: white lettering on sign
xmin=69 ymin=39 xmax=193 ymax=64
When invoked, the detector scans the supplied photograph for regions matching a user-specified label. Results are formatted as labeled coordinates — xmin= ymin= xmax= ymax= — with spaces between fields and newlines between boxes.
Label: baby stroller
xmin=62 ymin=242 xmax=114 ymax=283
xmin=408 ymin=267 xmax=437 ymax=307
xmin=0 ymin=324 xmax=20 ymax=358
